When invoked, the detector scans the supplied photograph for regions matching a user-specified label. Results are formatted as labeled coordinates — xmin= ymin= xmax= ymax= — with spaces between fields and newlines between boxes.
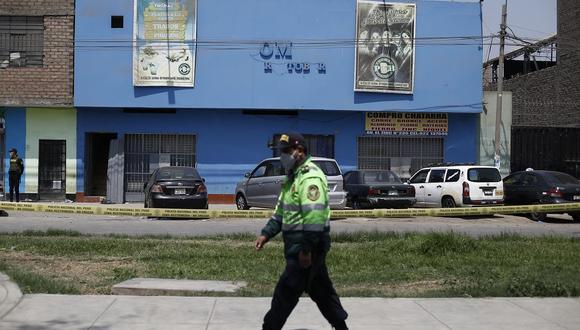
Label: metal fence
xmin=124 ymin=134 xmax=196 ymax=202
xmin=357 ymin=136 xmax=444 ymax=179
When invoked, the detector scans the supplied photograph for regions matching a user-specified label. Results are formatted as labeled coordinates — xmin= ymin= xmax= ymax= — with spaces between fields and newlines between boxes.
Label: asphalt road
xmin=0 ymin=204 xmax=579 ymax=238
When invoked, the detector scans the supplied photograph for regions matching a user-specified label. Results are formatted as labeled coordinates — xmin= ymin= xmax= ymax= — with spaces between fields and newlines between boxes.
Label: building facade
xmin=484 ymin=0 xmax=580 ymax=178
xmin=1 ymin=0 xmax=76 ymax=200
xmin=3 ymin=0 xmax=484 ymax=203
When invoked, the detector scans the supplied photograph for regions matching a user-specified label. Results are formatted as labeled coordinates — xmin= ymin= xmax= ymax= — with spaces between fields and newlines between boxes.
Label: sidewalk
xmin=1 ymin=275 xmax=579 ymax=329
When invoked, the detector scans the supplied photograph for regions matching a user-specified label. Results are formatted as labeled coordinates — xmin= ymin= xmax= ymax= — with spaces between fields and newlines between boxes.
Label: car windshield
xmin=313 ymin=160 xmax=341 ymax=176
xmin=157 ymin=167 xmax=200 ymax=180
xmin=362 ymin=171 xmax=401 ymax=184
xmin=547 ymin=172 xmax=579 ymax=185
xmin=467 ymin=168 xmax=501 ymax=182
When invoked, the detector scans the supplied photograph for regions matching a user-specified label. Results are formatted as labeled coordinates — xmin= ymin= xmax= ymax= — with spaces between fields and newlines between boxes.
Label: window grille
xmin=0 ymin=16 xmax=44 ymax=67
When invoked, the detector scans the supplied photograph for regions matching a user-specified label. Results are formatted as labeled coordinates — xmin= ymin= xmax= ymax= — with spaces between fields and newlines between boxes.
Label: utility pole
xmin=494 ymin=2 xmax=507 ymax=169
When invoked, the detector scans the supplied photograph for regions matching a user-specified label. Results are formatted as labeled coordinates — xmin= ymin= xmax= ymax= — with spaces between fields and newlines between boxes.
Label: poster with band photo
xmin=355 ymin=1 xmax=416 ymax=93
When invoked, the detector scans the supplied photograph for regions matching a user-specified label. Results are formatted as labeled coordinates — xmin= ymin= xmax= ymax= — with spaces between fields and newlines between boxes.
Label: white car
xmin=408 ymin=165 xmax=504 ymax=208
xmin=235 ymin=157 xmax=347 ymax=210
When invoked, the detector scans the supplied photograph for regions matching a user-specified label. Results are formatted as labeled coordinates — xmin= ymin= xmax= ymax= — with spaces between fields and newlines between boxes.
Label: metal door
xmin=357 ymin=136 xmax=444 ymax=179
xmin=124 ymin=134 xmax=196 ymax=202
xmin=38 ymin=140 xmax=66 ymax=200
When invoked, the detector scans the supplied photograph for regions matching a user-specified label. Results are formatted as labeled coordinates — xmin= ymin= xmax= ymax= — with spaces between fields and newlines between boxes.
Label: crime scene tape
xmin=0 ymin=202 xmax=579 ymax=219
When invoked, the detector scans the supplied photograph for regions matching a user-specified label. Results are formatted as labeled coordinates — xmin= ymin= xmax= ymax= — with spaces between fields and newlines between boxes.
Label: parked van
xmin=408 ymin=165 xmax=504 ymax=207
xmin=235 ymin=157 xmax=347 ymax=210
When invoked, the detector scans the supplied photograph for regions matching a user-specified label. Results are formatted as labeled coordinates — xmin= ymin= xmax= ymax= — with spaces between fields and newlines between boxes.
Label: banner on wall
xmin=355 ymin=1 xmax=416 ymax=94
xmin=133 ymin=0 xmax=197 ymax=87
xmin=365 ymin=113 xmax=448 ymax=136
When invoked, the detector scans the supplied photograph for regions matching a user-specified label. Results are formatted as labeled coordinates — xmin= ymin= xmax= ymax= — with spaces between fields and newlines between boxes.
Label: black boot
xmin=333 ymin=320 xmax=348 ymax=330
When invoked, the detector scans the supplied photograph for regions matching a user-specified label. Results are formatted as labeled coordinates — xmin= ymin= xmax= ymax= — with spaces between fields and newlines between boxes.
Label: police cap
xmin=274 ymin=132 xmax=306 ymax=151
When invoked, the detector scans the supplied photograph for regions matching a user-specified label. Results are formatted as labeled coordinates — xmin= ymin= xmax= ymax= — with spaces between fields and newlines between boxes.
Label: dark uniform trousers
xmin=263 ymin=252 xmax=348 ymax=330
xmin=9 ymin=171 xmax=21 ymax=202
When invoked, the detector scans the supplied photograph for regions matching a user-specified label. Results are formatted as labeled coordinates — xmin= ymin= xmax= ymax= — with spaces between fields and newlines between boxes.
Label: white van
xmin=408 ymin=165 xmax=504 ymax=208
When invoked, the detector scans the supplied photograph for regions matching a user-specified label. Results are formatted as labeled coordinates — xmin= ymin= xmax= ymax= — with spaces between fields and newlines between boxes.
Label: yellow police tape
xmin=1 ymin=202 xmax=579 ymax=219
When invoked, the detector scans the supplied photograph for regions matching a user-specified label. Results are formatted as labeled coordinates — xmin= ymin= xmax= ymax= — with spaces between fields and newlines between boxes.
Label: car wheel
xmin=570 ymin=212 xmax=580 ymax=223
xmin=352 ymin=200 xmax=363 ymax=210
xmin=442 ymin=196 xmax=456 ymax=208
xmin=529 ymin=212 xmax=547 ymax=222
xmin=236 ymin=194 xmax=249 ymax=210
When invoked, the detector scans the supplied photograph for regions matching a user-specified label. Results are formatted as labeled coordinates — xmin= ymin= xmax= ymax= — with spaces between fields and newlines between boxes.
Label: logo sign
xmin=355 ymin=1 xmax=416 ymax=93
xmin=365 ymin=112 xmax=448 ymax=136
xmin=133 ymin=0 xmax=197 ymax=87
xmin=257 ymin=42 xmax=327 ymax=75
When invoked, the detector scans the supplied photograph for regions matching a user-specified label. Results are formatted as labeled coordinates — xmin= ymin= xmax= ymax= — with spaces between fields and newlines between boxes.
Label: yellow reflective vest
xmin=260 ymin=156 xmax=331 ymax=257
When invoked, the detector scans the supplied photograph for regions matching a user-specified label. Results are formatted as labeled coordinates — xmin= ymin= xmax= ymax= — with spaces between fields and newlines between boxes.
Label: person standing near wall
xmin=8 ymin=148 xmax=24 ymax=202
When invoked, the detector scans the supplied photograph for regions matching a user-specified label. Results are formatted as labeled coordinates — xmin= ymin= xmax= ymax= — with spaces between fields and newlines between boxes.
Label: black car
xmin=144 ymin=166 xmax=208 ymax=209
xmin=343 ymin=170 xmax=416 ymax=209
xmin=503 ymin=170 xmax=580 ymax=222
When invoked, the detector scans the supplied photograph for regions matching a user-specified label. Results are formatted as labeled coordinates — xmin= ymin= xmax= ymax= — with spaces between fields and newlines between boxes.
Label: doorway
xmin=38 ymin=139 xmax=66 ymax=200
xmin=85 ymin=133 xmax=117 ymax=196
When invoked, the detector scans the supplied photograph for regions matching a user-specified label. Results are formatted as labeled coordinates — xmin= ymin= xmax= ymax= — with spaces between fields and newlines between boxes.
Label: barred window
xmin=0 ymin=16 xmax=44 ymax=68
xmin=272 ymin=134 xmax=335 ymax=158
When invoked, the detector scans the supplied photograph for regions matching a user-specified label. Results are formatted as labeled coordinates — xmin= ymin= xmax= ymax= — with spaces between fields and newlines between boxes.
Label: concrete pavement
xmin=1 ymin=274 xmax=579 ymax=329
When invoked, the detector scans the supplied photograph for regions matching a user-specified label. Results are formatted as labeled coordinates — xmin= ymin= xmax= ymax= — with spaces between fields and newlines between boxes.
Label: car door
xmin=424 ymin=169 xmax=446 ymax=207
xmin=409 ymin=169 xmax=430 ymax=207
xmin=262 ymin=160 xmax=285 ymax=208
xmin=521 ymin=173 xmax=542 ymax=204
xmin=245 ymin=162 xmax=268 ymax=206
xmin=503 ymin=173 xmax=524 ymax=205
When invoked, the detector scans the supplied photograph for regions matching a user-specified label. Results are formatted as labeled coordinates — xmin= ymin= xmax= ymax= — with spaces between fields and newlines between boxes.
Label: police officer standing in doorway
xmin=255 ymin=133 xmax=348 ymax=330
xmin=8 ymin=148 xmax=24 ymax=202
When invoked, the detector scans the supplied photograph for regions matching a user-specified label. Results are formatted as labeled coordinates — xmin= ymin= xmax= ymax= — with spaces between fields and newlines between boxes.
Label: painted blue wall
xmin=75 ymin=0 xmax=483 ymax=113
xmin=4 ymin=108 xmax=26 ymax=194
xmin=76 ymin=108 xmax=477 ymax=194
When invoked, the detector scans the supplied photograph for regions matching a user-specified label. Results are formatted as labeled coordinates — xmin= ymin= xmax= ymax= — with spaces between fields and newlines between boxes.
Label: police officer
xmin=255 ymin=133 xmax=348 ymax=330
xmin=8 ymin=148 xmax=24 ymax=202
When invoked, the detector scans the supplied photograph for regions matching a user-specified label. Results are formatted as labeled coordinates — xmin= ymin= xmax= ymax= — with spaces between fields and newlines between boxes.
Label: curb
xmin=0 ymin=272 xmax=23 ymax=319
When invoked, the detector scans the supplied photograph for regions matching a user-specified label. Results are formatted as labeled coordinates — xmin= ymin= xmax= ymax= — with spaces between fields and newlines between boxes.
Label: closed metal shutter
xmin=357 ymin=136 xmax=444 ymax=179
xmin=124 ymin=134 xmax=196 ymax=202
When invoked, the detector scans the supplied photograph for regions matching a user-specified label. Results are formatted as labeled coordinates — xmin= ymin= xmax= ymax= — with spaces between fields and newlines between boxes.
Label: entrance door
xmin=85 ymin=133 xmax=117 ymax=196
xmin=38 ymin=139 xmax=66 ymax=201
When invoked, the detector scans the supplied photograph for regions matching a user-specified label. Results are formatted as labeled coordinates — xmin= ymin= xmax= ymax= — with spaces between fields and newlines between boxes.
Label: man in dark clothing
xmin=8 ymin=148 xmax=24 ymax=202
xmin=255 ymin=133 xmax=348 ymax=330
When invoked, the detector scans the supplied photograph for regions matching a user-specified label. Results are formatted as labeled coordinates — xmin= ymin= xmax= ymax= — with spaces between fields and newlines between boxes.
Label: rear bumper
xmin=462 ymin=197 xmax=504 ymax=206
xmin=150 ymin=193 xmax=208 ymax=209
xmin=367 ymin=196 xmax=416 ymax=208
xmin=329 ymin=191 xmax=347 ymax=209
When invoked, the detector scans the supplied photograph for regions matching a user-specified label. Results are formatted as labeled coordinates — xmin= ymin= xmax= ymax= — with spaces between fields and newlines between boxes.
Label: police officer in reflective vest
xmin=8 ymin=148 xmax=24 ymax=203
xmin=255 ymin=133 xmax=348 ymax=330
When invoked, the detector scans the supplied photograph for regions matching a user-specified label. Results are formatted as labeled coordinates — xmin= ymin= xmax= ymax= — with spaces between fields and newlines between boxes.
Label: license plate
xmin=388 ymin=190 xmax=398 ymax=196
xmin=574 ymin=195 xmax=580 ymax=201
xmin=174 ymin=188 xmax=186 ymax=195
xmin=483 ymin=190 xmax=492 ymax=196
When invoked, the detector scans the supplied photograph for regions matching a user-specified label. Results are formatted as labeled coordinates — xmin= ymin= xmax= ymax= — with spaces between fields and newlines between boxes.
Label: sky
xmin=480 ymin=0 xmax=557 ymax=60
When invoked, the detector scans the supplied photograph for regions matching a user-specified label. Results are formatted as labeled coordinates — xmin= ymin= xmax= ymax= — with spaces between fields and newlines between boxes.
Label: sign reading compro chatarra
xmin=133 ymin=0 xmax=197 ymax=87
xmin=365 ymin=113 xmax=448 ymax=136
xmin=355 ymin=1 xmax=416 ymax=94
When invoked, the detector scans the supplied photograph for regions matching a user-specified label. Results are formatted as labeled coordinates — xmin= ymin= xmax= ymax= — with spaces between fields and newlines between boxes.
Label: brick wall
xmin=486 ymin=0 xmax=580 ymax=128
xmin=0 ymin=1 xmax=74 ymax=106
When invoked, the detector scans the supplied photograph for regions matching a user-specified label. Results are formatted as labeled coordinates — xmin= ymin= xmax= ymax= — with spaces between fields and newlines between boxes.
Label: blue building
xmin=71 ymin=0 xmax=483 ymax=203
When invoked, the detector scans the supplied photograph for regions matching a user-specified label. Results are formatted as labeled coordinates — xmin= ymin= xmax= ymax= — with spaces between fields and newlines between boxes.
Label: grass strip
xmin=0 ymin=231 xmax=578 ymax=297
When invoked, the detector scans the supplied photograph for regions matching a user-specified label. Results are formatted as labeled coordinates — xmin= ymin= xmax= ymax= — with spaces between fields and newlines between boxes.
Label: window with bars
xmin=357 ymin=136 xmax=444 ymax=179
xmin=272 ymin=134 xmax=335 ymax=158
xmin=0 ymin=16 xmax=44 ymax=68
